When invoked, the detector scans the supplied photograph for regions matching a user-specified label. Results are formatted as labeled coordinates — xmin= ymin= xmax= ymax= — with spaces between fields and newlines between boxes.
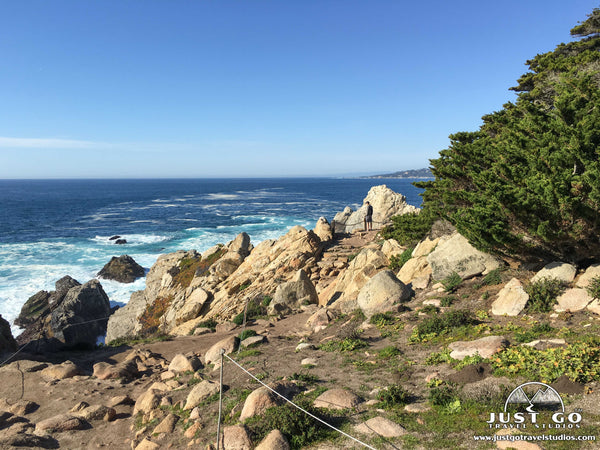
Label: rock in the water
xmin=427 ymin=232 xmax=501 ymax=280
xmin=114 ymin=239 xmax=127 ymax=245
xmin=98 ymin=255 xmax=145 ymax=283
xmin=268 ymin=270 xmax=319 ymax=315
xmin=313 ymin=388 xmax=362 ymax=410
xmin=491 ymin=278 xmax=529 ymax=316
xmin=449 ymin=336 xmax=508 ymax=360
xmin=356 ymin=270 xmax=411 ymax=318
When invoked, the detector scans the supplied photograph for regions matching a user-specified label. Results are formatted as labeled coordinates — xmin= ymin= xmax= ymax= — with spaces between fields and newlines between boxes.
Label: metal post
xmin=216 ymin=349 xmax=225 ymax=449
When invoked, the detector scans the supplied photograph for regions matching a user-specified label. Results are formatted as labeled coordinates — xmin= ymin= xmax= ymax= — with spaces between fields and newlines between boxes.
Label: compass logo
xmin=487 ymin=382 xmax=582 ymax=429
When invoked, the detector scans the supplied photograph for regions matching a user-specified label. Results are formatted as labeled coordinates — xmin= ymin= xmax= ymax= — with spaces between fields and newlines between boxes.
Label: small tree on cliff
xmin=415 ymin=8 xmax=600 ymax=263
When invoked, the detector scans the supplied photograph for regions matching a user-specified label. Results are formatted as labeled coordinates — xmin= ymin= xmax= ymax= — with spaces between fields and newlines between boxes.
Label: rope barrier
xmin=219 ymin=352 xmax=377 ymax=450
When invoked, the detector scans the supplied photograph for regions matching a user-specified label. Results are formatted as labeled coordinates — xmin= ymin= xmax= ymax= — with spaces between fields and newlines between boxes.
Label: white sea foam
xmin=205 ymin=193 xmax=240 ymax=200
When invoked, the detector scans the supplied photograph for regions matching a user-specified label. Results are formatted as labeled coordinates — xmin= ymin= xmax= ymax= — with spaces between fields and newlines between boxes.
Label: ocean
xmin=0 ymin=178 xmax=425 ymax=331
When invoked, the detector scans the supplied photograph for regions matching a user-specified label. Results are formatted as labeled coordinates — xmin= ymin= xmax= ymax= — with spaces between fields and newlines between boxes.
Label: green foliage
xmin=369 ymin=312 xmax=397 ymax=327
xmin=428 ymin=383 xmax=460 ymax=408
xmin=441 ymin=272 xmax=462 ymax=293
xmin=378 ymin=345 xmax=402 ymax=359
xmin=483 ymin=268 xmax=503 ymax=286
xmin=290 ymin=372 xmax=319 ymax=384
xmin=233 ymin=296 xmax=269 ymax=325
xmin=525 ymin=277 xmax=566 ymax=313
xmin=107 ymin=333 xmax=171 ymax=347
xmin=514 ymin=322 xmax=555 ymax=343
xmin=244 ymin=398 xmax=338 ymax=449
xmin=381 ymin=208 xmax=437 ymax=247
xmin=492 ymin=341 xmax=600 ymax=383
xmin=439 ymin=295 xmax=456 ymax=307
xmin=389 ymin=247 xmax=414 ymax=270
xmin=416 ymin=9 xmax=600 ymax=263
xmin=377 ymin=385 xmax=412 ymax=409
xmin=319 ymin=337 xmax=368 ymax=352
xmin=420 ymin=304 xmax=439 ymax=315
xmin=586 ymin=275 xmax=600 ymax=299
xmin=138 ymin=295 xmax=173 ymax=335
xmin=239 ymin=329 xmax=258 ymax=341
xmin=410 ymin=310 xmax=477 ymax=343
xmin=195 ymin=318 xmax=217 ymax=331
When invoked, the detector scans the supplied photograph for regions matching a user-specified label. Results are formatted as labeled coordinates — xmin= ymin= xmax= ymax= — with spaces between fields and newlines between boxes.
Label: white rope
xmin=222 ymin=353 xmax=377 ymax=450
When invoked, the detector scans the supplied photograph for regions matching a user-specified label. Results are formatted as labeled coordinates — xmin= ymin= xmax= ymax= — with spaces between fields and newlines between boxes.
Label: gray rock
xmin=255 ymin=429 xmax=290 ymax=450
xmin=314 ymin=389 xmax=362 ymax=410
xmin=14 ymin=291 xmax=51 ymax=327
xmin=35 ymin=414 xmax=88 ymax=432
xmin=184 ymin=380 xmax=220 ymax=410
xmin=356 ymin=270 xmax=411 ymax=318
xmin=0 ymin=314 xmax=16 ymax=354
xmin=205 ymin=336 xmax=240 ymax=367
xmin=313 ymin=217 xmax=333 ymax=242
xmin=531 ymin=262 xmax=577 ymax=284
xmin=554 ymin=288 xmax=593 ymax=312
xmin=427 ymin=232 xmax=501 ymax=280
xmin=98 ymin=255 xmax=145 ymax=283
xmin=491 ymin=278 xmax=529 ymax=316
xmin=355 ymin=416 xmax=407 ymax=437
xmin=268 ymin=270 xmax=318 ymax=315
xmin=222 ymin=425 xmax=252 ymax=450
xmin=449 ymin=336 xmax=508 ymax=360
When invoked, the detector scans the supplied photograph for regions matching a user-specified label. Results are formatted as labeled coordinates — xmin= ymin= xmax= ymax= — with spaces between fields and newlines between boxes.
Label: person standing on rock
xmin=364 ymin=201 xmax=373 ymax=231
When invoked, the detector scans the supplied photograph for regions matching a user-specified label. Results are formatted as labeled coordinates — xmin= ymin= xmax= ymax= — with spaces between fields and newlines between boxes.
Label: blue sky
xmin=0 ymin=0 xmax=597 ymax=178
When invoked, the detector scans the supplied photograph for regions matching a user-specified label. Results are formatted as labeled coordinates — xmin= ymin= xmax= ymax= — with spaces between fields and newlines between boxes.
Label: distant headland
xmin=361 ymin=168 xmax=432 ymax=179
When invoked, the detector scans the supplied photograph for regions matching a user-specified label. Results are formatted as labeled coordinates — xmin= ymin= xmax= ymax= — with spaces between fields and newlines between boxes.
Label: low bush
xmin=319 ymin=337 xmax=368 ymax=352
xmin=441 ymin=272 xmax=462 ymax=293
xmin=586 ymin=275 xmax=600 ymax=299
xmin=381 ymin=208 xmax=437 ymax=247
xmin=377 ymin=385 xmax=412 ymax=409
xmin=389 ymin=247 xmax=414 ymax=270
xmin=525 ymin=277 xmax=566 ymax=313
xmin=410 ymin=310 xmax=478 ymax=342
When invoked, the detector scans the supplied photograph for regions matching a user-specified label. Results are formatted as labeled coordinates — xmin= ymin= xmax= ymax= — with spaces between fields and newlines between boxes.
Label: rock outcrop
xmin=0 ymin=315 xmax=16 ymax=355
xmin=268 ymin=270 xmax=319 ymax=315
xmin=16 ymin=278 xmax=111 ymax=351
xmin=97 ymin=255 xmax=145 ymax=283
xmin=332 ymin=185 xmax=418 ymax=233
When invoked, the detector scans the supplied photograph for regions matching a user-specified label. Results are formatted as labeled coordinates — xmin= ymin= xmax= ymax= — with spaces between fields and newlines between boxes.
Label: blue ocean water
xmin=0 ymin=178 xmax=425 ymax=330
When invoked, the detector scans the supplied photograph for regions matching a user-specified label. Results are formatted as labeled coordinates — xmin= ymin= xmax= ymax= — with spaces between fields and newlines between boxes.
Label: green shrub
xmin=378 ymin=346 xmax=402 ymax=360
xmin=239 ymin=329 xmax=258 ymax=341
xmin=514 ymin=322 xmax=555 ymax=343
xmin=389 ymin=247 xmax=414 ymax=270
xmin=319 ymin=337 xmax=368 ymax=352
xmin=410 ymin=310 xmax=477 ymax=343
xmin=440 ymin=296 xmax=455 ymax=307
xmin=586 ymin=275 xmax=600 ymax=299
xmin=381 ymin=208 xmax=437 ymax=247
xmin=420 ymin=304 xmax=440 ymax=315
xmin=492 ymin=341 xmax=600 ymax=383
xmin=441 ymin=272 xmax=462 ymax=293
xmin=233 ymin=296 xmax=269 ymax=325
xmin=377 ymin=385 xmax=412 ymax=409
xmin=244 ymin=398 xmax=338 ymax=449
xmin=483 ymin=268 xmax=503 ymax=286
xmin=369 ymin=312 xmax=397 ymax=327
xmin=525 ymin=278 xmax=565 ymax=313
xmin=429 ymin=383 xmax=459 ymax=407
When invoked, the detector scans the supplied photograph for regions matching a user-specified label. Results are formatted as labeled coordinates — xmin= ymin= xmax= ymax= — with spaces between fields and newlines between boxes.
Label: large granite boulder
xmin=531 ymin=262 xmax=577 ymax=284
xmin=491 ymin=278 xmax=529 ymax=316
xmin=332 ymin=185 xmax=419 ymax=233
xmin=356 ymin=270 xmax=411 ymax=318
xmin=97 ymin=255 xmax=145 ymax=283
xmin=268 ymin=270 xmax=319 ymax=315
xmin=427 ymin=232 xmax=501 ymax=281
xmin=14 ymin=291 xmax=51 ymax=328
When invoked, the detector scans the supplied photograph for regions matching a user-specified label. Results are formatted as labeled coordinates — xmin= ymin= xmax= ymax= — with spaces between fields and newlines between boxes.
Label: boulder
xmin=49 ymin=279 xmax=111 ymax=349
xmin=412 ymin=237 xmax=440 ymax=258
xmin=313 ymin=389 xmax=362 ymax=410
xmin=305 ymin=308 xmax=334 ymax=331
xmin=326 ymin=248 xmax=388 ymax=311
xmin=356 ymin=270 xmax=411 ymax=318
xmin=133 ymin=389 xmax=162 ymax=415
xmin=313 ymin=217 xmax=333 ymax=242
xmin=184 ymin=380 xmax=220 ymax=410
xmin=268 ymin=270 xmax=319 ymax=315
xmin=40 ymin=361 xmax=80 ymax=381
xmin=106 ymin=290 xmax=148 ymax=344
xmin=152 ymin=413 xmax=178 ymax=434
xmin=97 ymin=255 xmax=145 ymax=283
xmin=204 ymin=336 xmax=239 ymax=366
xmin=174 ymin=288 xmax=210 ymax=324
xmin=93 ymin=358 xmax=139 ymax=380
xmin=427 ymin=232 xmax=501 ymax=280
xmin=449 ymin=336 xmax=508 ymax=360
xmin=554 ymin=288 xmax=593 ymax=312
xmin=531 ymin=262 xmax=577 ymax=284
xmin=35 ymin=414 xmax=88 ymax=433
xmin=576 ymin=263 xmax=600 ymax=288
xmin=332 ymin=185 xmax=419 ymax=233
xmin=397 ymin=256 xmax=431 ymax=289
xmin=168 ymin=354 xmax=202 ymax=373
xmin=72 ymin=404 xmax=116 ymax=422
xmin=381 ymin=239 xmax=404 ymax=260
xmin=222 ymin=425 xmax=252 ymax=450
xmin=255 ymin=430 xmax=290 ymax=450
xmin=491 ymin=278 xmax=529 ymax=316
xmin=239 ymin=387 xmax=280 ymax=421
xmin=355 ymin=417 xmax=407 ymax=437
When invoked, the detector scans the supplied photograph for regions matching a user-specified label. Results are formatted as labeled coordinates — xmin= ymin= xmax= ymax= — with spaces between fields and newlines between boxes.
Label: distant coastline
xmin=361 ymin=168 xmax=432 ymax=179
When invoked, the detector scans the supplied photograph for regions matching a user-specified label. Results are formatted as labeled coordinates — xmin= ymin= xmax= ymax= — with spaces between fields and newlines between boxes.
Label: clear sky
xmin=0 ymin=0 xmax=598 ymax=178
